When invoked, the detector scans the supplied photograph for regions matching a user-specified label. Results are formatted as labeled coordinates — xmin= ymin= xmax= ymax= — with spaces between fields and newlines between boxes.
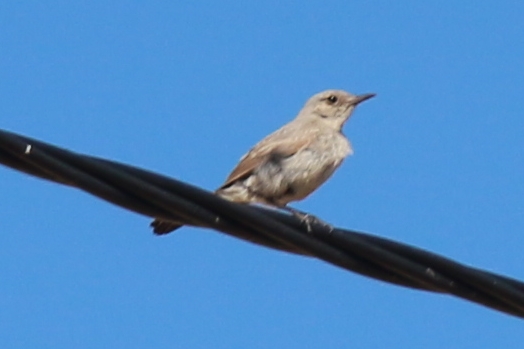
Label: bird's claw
xmin=288 ymin=209 xmax=333 ymax=233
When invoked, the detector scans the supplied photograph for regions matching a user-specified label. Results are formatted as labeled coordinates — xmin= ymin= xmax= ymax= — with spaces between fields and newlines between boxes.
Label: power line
xmin=1 ymin=128 xmax=523 ymax=318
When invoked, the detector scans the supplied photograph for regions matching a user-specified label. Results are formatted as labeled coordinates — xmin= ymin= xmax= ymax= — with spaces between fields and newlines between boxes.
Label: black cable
xmin=0 ymin=128 xmax=523 ymax=319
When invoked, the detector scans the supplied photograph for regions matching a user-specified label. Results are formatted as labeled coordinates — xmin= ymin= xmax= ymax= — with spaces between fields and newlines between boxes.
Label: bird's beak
xmin=351 ymin=93 xmax=376 ymax=106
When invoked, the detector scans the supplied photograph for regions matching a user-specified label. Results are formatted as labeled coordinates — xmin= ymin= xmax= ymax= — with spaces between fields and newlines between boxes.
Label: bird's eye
xmin=326 ymin=95 xmax=338 ymax=104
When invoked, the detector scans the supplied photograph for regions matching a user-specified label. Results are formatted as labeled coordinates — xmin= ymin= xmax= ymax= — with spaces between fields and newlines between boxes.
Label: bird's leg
xmin=281 ymin=206 xmax=332 ymax=233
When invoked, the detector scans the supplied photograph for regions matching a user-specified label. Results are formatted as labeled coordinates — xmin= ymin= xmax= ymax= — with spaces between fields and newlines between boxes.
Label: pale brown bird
xmin=151 ymin=89 xmax=375 ymax=234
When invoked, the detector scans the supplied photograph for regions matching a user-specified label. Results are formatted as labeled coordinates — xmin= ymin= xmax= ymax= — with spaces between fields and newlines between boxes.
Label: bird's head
xmin=298 ymin=90 xmax=375 ymax=130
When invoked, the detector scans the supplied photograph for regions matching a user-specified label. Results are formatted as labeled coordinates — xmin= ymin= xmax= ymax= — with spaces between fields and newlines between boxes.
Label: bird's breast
xmin=273 ymin=132 xmax=352 ymax=202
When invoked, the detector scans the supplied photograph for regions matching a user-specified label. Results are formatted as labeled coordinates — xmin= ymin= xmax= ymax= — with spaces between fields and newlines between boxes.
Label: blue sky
xmin=1 ymin=1 xmax=524 ymax=348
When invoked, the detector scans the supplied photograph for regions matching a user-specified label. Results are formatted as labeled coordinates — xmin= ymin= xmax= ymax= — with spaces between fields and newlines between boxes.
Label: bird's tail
xmin=150 ymin=187 xmax=250 ymax=235
xmin=150 ymin=219 xmax=183 ymax=235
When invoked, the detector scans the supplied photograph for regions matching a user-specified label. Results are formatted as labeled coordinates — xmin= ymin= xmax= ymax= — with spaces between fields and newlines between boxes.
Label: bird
xmin=151 ymin=89 xmax=375 ymax=234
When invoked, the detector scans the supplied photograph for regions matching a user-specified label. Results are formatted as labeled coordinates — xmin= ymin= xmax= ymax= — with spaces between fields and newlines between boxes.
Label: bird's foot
xmin=283 ymin=207 xmax=333 ymax=233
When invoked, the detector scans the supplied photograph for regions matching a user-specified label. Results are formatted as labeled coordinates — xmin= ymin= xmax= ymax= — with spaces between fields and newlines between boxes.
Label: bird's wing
xmin=219 ymin=135 xmax=312 ymax=189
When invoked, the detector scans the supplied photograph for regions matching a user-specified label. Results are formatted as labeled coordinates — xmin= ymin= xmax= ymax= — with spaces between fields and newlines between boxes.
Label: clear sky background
xmin=1 ymin=1 xmax=523 ymax=348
